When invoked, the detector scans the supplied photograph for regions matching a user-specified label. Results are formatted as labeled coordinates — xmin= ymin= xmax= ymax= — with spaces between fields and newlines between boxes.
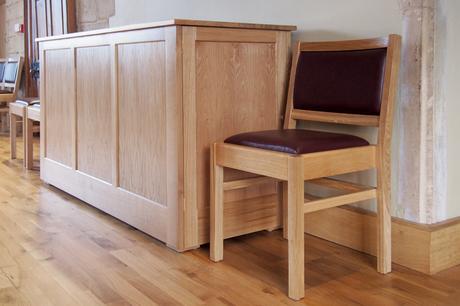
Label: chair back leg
xmin=287 ymin=156 xmax=305 ymax=300
xmin=210 ymin=143 xmax=224 ymax=262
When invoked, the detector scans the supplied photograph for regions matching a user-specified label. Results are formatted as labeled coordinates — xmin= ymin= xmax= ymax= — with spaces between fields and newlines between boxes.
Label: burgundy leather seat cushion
xmin=294 ymin=48 xmax=387 ymax=115
xmin=225 ymin=129 xmax=369 ymax=155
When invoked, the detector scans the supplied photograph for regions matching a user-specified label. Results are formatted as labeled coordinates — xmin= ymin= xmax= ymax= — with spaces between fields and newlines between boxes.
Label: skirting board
xmin=304 ymin=206 xmax=460 ymax=275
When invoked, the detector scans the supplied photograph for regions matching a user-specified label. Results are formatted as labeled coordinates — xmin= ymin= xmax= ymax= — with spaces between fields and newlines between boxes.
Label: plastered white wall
xmin=110 ymin=0 xmax=402 ymax=41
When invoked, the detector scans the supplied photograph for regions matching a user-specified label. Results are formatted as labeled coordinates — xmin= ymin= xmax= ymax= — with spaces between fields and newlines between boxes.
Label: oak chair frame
xmin=210 ymin=35 xmax=401 ymax=300
xmin=9 ymin=102 xmax=27 ymax=163
xmin=9 ymin=99 xmax=40 ymax=168
xmin=1 ymin=57 xmax=24 ymax=131
xmin=0 ymin=57 xmax=24 ymax=101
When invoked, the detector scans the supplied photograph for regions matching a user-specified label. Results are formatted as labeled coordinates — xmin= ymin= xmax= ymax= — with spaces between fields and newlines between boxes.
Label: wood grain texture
xmin=209 ymin=36 xmax=401 ymax=300
xmin=305 ymin=205 xmax=460 ymax=275
xmin=223 ymin=176 xmax=278 ymax=191
xmin=195 ymin=27 xmax=277 ymax=43
xmin=118 ymin=41 xmax=167 ymax=204
xmin=36 ymin=18 xmax=296 ymax=42
xmin=216 ymin=143 xmax=289 ymax=180
xmin=27 ymin=106 xmax=41 ymax=122
xmin=9 ymin=112 xmax=18 ymax=160
xmin=8 ymin=102 xmax=26 ymax=162
xmin=44 ymin=49 xmax=74 ymax=167
xmin=308 ymin=177 xmax=374 ymax=192
xmin=303 ymin=189 xmax=376 ymax=213
xmin=182 ymin=26 xmax=199 ymax=249
xmin=110 ymin=44 xmax=119 ymax=187
xmin=275 ymin=31 xmax=292 ymax=128
xmin=41 ymin=157 xmax=168 ymax=241
xmin=164 ymin=26 xmax=185 ymax=250
xmin=194 ymin=37 xmax=284 ymax=245
xmin=291 ymin=109 xmax=380 ymax=127
xmin=39 ymin=23 xmax=293 ymax=251
xmin=39 ymin=46 xmax=46 ymax=169
xmin=431 ymin=218 xmax=460 ymax=274
xmin=302 ymin=146 xmax=377 ymax=180
xmin=287 ymin=157 xmax=305 ymax=300
xmin=25 ymin=108 xmax=37 ymax=170
xmin=376 ymin=34 xmax=401 ymax=274
xmin=305 ymin=206 xmax=431 ymax=274
xmin=299 ymin=37 xmax=389 ymax=51
xmin=76 ymin=46 xmax=112 ymax=183
xmin=210 ymin=143 xmax=224 ymax=261
xmin=283 ymin=42 xmax=300 ymax=129
xmin=1 ymin=135 xmax=460 ymax=305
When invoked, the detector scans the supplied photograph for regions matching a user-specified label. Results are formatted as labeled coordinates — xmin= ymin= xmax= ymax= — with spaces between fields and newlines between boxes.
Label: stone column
xmin=398 ymin=0 xmax=445 ymax=223
xmin=76 ymin=0 xmax=115 ymax=31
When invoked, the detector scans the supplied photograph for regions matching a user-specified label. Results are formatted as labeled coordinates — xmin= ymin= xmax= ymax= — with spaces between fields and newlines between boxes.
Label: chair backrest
xmin=0 ymin=57 xmax=24 ymax=97
xmin=0 ymin=59 xmax=6 ymax=82
xmin=284 ymin=35 xmax=401 ymax=139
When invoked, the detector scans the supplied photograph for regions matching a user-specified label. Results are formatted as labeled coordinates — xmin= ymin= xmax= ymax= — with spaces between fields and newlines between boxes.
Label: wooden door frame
xmin=23 ymin=0 xmax=77 ymax=97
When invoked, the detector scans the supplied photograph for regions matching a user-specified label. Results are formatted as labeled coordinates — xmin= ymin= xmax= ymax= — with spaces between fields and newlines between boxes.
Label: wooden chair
xmin=25 ymin=103 xmax=41 ymax=170
xmin=9 ymin=98 xmax=39 ymax=165
xmin=209 ymin=35 xmax=401 ymax=300
xmin=0 ymin=57 xmax=24 ymax=131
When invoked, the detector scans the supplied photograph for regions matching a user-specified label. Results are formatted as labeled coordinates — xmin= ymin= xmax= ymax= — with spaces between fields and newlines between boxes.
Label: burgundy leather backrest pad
xmin=293 ymin=48 xmax=387 ymax=115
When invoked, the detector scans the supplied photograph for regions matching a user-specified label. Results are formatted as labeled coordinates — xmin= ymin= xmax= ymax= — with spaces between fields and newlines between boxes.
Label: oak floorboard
xmin=0 ymin=135 xmax=459 ymax=305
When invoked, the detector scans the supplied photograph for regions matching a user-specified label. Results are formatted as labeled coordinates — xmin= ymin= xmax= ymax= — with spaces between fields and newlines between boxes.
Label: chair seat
xmin=225 ymin=129 xmax=369 ymax=155
xmin=16 ymin=97 xmax=40 ymax=105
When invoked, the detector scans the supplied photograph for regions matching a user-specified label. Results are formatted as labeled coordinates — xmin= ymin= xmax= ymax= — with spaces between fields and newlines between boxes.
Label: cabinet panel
xmin=195 ymin=41 xmax=279 ymax=242
xmin=44 ymin=48 xmax=74 ymax=167
xmin=76 ymin=46 xmax=112 ymax=183
xmin=118 ymin=41 xmax=167 ymax=204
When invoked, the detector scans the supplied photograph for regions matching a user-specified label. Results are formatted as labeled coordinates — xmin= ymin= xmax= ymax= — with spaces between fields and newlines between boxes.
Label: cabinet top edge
xmin=36 ymin=18 xmax=297 ymax=42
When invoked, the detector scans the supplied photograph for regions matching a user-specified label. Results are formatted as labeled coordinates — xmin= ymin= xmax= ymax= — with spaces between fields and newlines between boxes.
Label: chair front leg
xmin=25 ymin=117 xmax=34 ymax=170
xmin=9 ymin=113 xmax=17 ymax=160
xmin=282 ymin=181 xmax=288 ymax=239
xmin=376 ymin=149 xmax=392 ymax=274
xmin=210 ymin=143 xmax=224 ymax=262
xmin=287 ymin=156 xmax=305 ymax=300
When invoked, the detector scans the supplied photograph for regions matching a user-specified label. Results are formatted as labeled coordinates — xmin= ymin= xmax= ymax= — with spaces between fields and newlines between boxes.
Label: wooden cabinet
xmin=37 ymin=19 xmax=295 ymax=251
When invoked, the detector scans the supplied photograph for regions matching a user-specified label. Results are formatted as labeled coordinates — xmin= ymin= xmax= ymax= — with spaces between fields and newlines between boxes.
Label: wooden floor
xmin=0 ymin=135 xmax=460 ymax=306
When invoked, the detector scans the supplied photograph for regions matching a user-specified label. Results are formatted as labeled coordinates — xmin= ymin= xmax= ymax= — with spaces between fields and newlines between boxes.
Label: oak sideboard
xmin=37 ymin=19 xmax=296 ymax=251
